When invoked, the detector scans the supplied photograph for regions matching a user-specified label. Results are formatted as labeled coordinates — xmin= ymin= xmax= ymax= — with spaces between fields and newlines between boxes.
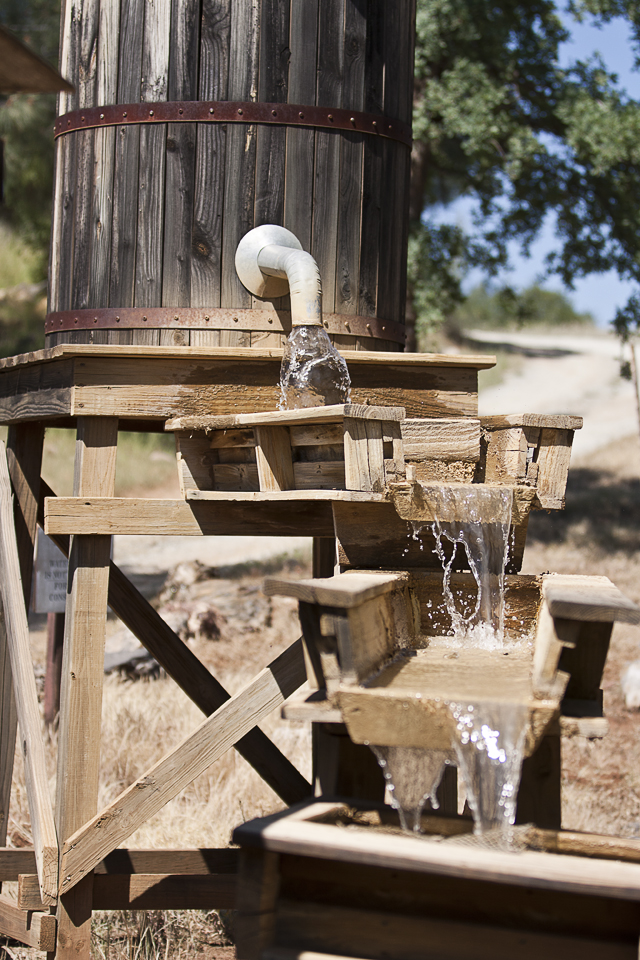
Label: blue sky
xmin=436 ymin=9 xmax=640 ymax=326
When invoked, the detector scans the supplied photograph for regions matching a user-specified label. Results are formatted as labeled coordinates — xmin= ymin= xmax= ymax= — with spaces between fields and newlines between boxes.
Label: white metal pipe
xmin=257 ymin=244 xmax=322 ymax=326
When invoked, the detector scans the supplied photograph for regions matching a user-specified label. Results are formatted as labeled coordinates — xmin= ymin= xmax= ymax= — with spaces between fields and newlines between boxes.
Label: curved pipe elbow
xmin=257 ymin=244 xmax=322 ymax=326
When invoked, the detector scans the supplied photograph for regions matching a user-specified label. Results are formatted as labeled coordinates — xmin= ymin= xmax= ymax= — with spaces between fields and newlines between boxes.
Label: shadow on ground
xmin=527 ymin=466 xmax=640 ymax=553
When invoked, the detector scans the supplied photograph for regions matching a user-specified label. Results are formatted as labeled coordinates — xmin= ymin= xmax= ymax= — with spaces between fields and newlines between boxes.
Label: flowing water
xmin=372 ymin=746 xmax=451 ymax=832
xmin=448 ymin=700 xmax=529 ymax=837
xmin=370 ymin=484 xmax=529 ymax=839
xmin=412 ymin=484 xmax=513 ymax=647
xmin=279 ymin=325 xmax=351 ymax=409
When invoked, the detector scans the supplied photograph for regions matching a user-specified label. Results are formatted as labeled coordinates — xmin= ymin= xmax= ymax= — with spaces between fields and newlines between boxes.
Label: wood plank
xmin=365 ymin=420 xmax=385 ymax=491
xmin=38 ymin=481 xmax=311 ymax=807
xmin=482 ymin=414 xmax=583 ymax=430
xmin=290 ymin=423 xmax=343 ymax=447
xmin=220 ymin=0 xmax=260 ymax=325
xmin=255 ymin=426 xmax=295 ymax=491
xmin=0 ymin=445 xmax=57 ymax=904
xmin=190 ymin=0 xmax=230 ymax=314
xmin=134 ymin=0 xmax=171 ymax=325
xmin=264 ymin=573 xmax=399 ymax=609
xmin=0 ymin=893 xmax=56 ymax=951
xmin=293 ymin=461 xmax=345 ymax=491
xmin=543 ymin=574 xmax=640 ymax=624
xmin=0 ymin=344 xmax=496 ymax=368
xmin=535 ymin=428 xmax=574 ymax=509
xmin=343 ymin=417 xmax=371 ymax=491
xmin=284 ymin=0 xmax=319 ymax=251
xmin=89 ymin=0 xmax=119 ymax=309
xmin=274 ymin=898 xmax=635 ymax=960
xmin=0 ymin=848 xmax=36 ymax=879
xmin=335 ymin=0 xmax=365 ymax=316
xmin=109 ymin=0 xmax=144 ymax=309
xmin=312 ymin=0 xmax=345 ymax=314
xmin=59 ymin=640 xmax=306 ymax=892
xmin=234 ymin=802 xmax=640 ymax=902
xmin=45 ymin=497 xmax=336 ymax=537
xmin=166 ymin=403 xmax=406 ymax=432
xmin=253 ymin=0 xmax=289 ymax=229
xmin=55 ymin=418 xmax=118 ymax=953
xmin=213 ymin=462 xmax=260 ymax=492
xmin=20 ymin=871 xmax=237 ymax=911
xmin=401 ymin=418 xmax=480 ymax=461
xmin=176 ymin=434 xmax=215 ymax=495
xmin=235 ymin=848 xmax=280 ymax=959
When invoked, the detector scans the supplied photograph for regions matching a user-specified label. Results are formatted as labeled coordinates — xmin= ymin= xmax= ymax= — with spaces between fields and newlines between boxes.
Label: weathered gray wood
xmin=0 ymin=445 xmax=57 ymax=904
xmin=312 ymin=0 xmax=345 ymax=315
xmin=358 ymin=1 xmax=384 ymax=321
xmin=0 ymin=894 xmax=56 ymax=951
xmin=220 ymin=0 xmax=260 ymax=329
xmin=284 ymin=0 xmax=319 ymax=251
xmin=336 ymin=1 xmax=365 ymax=316
xmin=70 ymin=0 xmax=99 ymax=311
xmin=109 ymin=0 xmax=144 ymax=309
xmin=190 ymin=0 xmax=231 ymax=319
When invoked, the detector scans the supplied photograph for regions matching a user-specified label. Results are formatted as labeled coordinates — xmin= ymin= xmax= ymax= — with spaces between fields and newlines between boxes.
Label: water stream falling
xmin=279 ymin=325 xmax=351 ymax=409
xmin=372 ymin=746 xmax=451 ymax=832
xmin=369 ymin=484 xmax=529 ymax=840
xmin=413 ymin=484 xmax=514 ymax=646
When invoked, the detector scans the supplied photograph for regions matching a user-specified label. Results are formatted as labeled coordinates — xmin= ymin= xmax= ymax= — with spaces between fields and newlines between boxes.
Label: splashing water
xmin=449 ymin=700 xmax=528 ymax=837
xmin=371 ymin=745 xmax=450 ymax=832
xmin=412 ymin=485 xmax=513 ymax=648
xmin=279 ymin=325 xmax=351 ymax=409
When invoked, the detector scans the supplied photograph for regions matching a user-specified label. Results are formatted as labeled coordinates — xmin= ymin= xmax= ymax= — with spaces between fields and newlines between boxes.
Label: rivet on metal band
xmin=44 ymin=307 xmax=407 ymax=344
xmin=53 ymin=101 xmax=412 ymax=147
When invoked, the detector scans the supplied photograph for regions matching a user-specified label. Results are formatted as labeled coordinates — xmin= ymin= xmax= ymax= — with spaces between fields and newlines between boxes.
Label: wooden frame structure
xmin=0 ymin=342 xmax=503 ymax=959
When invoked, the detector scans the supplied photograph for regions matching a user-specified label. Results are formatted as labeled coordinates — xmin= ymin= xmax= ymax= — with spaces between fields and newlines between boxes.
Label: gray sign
xmin=33 ymin=528 xmax=67 ymax=614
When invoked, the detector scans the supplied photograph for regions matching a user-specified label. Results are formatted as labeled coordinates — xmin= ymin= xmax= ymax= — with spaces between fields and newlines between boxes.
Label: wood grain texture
xmin=55 ymin=418 xmax=118 ymax=951
xmin=59 ymin=641 xmax=306 ymax=892
xmin=312 ymin=0 xmax=345 ymax=314
xmin=166 ymin=403 xmax=405 ymax=431
xmin=0 ymin=445 xmax=57 ymax=904
xmin=543 ymin=574 xmax=640 ymax=624
xmin=0 ymin=894 xmax=56 ymax=951
xmin=191 ymin=0 xmax=231 ymax=312
xmin=255 ymin=425 xmax=295 ymax=491
xmin=220 ymin=0 xmax=260 ymax=322
xmin=264 ymin=572 xmax=399 ymax=608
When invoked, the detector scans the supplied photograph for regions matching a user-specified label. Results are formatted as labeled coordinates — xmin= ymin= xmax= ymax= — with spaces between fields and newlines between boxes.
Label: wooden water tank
xmin=47 ymin=0 xmax=415 ymax=351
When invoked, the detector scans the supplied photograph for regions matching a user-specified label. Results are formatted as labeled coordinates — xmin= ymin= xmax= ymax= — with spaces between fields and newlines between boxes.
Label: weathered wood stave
xmin=49 ymin=0 xmax=416 ymax=350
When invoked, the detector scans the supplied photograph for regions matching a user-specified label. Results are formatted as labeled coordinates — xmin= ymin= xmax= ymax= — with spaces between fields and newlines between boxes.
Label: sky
xmin=436 ymin=10 xmax=640 ymax=327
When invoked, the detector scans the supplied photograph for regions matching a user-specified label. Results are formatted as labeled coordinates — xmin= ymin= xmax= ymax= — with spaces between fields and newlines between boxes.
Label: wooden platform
xmin=232 ymin=800 xmax=640 ymax=960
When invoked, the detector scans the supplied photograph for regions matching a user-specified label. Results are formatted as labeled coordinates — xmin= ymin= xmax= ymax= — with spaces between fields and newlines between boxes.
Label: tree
xmin=409 ymin=0 xmax=640 ymax=349
xmin=447 ymin=282 xmax=594 ymax=334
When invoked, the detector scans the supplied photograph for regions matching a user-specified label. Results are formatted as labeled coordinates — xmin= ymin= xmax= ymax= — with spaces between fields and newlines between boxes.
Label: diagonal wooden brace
xmin=37 ymin=481 xmax=310 ymax=806
xmin=59 ymin=639 xmax=304 ymax=894
xmin=0 ymin=447 xmax=58 ymax=905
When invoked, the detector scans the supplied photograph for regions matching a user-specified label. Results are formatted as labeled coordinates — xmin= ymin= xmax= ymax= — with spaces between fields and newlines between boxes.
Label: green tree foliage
xmin=448 ymin=283 xmax=594 ymax=333
xmin=410 ymin=0 xmax=640 ymax=347
xmin=0 ymin=0 xmax=60 ymax=265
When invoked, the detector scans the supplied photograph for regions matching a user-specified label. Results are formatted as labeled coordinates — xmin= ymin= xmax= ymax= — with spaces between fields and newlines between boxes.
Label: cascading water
xmin=371 ymin=746 xmax=451 ymax=832
xmin=370 ymin=483 xmax=529 ymax=840
xmin=448 ymin=700 xmax=528 ymax=836
xmin=279 ymin=325 xmax=351 ymax=409
xmin=413 ymin=484 xmax=513 ymax=647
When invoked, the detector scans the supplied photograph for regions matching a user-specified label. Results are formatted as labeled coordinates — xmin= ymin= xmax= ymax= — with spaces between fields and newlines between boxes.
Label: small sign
xmin=33 ymin=528 xmax=68 ymax=614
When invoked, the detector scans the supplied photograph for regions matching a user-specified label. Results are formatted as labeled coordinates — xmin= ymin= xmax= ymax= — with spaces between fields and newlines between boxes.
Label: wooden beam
xmin=401 ymin=418 xmax=480 ymax=462
xmin=38 ymin=481 xmax=311 ymax=807
xmin=543 ymin=574 xmax=640 ymax=625
xmin=481 ymin=414 xmax=583 ymax=430
xmin=0 ymin=892 xmax=56 ymax=951
xmin=55 ymin=417 xmax=118 ymax=958
xmin=59 ymin=640 xmax=305 ymax=893
xmin=264 ymin=572 xmax=400 ymax=608
xmin=166 ymin=402 xmax=406 ymax=432
xmin=19 ymin=871 xmax=237 ymax=911
xmin=45 ymin=497 xmax=336 ymax=537
xmin=0 ymin=444 xmax=57 ymax=904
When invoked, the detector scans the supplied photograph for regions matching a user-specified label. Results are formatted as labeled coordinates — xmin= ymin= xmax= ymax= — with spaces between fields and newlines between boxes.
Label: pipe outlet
xmin=235 ymin=224 xmax=323 ymax=326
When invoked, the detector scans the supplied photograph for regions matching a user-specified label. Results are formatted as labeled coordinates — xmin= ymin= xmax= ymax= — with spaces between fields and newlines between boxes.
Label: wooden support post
xmin=516 ymin=733 xmax=562 ymax=830
xmin=312 ymin=723 xmax=385 ymax=802
xmin=55 ymin=417 xmax=118 ymax=960
xmin=44 ymin=613 xmax=64 ymax=728
xmin=0 ymin=425 xmax=45 ymax=861
xmin=0 ymin=445 xmax=58 ymax=904
xmin=235 ymin=848 xmax=280 ymax=960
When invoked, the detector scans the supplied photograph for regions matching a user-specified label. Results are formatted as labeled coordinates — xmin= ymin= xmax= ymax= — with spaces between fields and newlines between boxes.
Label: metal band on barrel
xmin=53 ymin=101 xmax=412 ymax=147
xmin=44 ymin=308 xmax=407 ymax=344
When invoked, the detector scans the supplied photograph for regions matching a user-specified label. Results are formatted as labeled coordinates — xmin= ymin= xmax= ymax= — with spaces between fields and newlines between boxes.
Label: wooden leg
xmin=312 ymin=537 xmax=336 ymax=578
xmin=44 ymin=613 xmax=64 ymax=729
xmin=0 ymin=425 xmax=45 ymax=857
xmin=516 ymin=733 xmax=562 ymax=829
xmin=312 ymin=723 xmax=385 ymax=801
xmin=234 ymin=848 xmax=280 ymax=960
xmin=54 ymin=418 xmax=118 ymax=960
